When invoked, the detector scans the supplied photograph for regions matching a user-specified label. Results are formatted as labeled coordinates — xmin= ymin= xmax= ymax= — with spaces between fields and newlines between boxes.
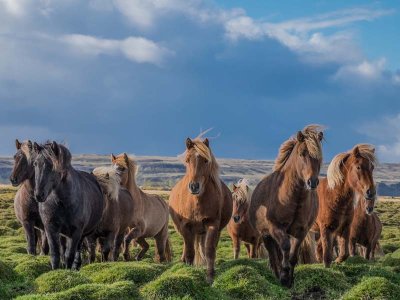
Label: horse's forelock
xmin=233 ymin=179 xmax=252 ymax=204
xmin=352 ymin=144 xmax=377 ymax=167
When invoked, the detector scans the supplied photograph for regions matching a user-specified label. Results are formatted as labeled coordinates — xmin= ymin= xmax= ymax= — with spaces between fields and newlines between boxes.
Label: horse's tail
xmin=298 ymin=231 xmax=317 ymax=264
xmin=164 ymin=237 xmax=173 ymax=262
xmin=194 ymin=234 xmax=206 ymax=266
xmin=257 ymin=241 xmax=269 ymax=259
xmin=263 ymin=235 xmax=281 ymax=278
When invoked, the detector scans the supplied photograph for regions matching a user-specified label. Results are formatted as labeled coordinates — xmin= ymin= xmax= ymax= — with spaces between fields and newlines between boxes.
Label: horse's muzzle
xmin=307 ymin=178 xmax=319 ymax=190
xmin=188 ymin=182 xmax=200 ymax=195
xmin=9 ymin=176 xmax=18 ymax=187
xmin=365 ymin=189 xmax=376 ymax=201
xmin=366 ymin=206 xmax=374 ymax=215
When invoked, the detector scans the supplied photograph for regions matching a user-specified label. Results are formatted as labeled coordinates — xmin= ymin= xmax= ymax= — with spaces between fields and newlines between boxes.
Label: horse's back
xmin=141 ymin=191 xmax=169 ymax=237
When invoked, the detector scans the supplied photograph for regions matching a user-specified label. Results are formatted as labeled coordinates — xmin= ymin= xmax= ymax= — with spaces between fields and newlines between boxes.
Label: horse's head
xmin=10 ymin=139 xmax=35 ymax=186
xmin=184 ymin=137 xmax=217 ymax=196
xmin=328 ymin=144 xmax=377 ymax=211
xmin=231 ymin=181 xmax=251 ymax=224
xmin=346 ymin=145 xmax=377 ymax=212
xmin=292 ymin=126 xmax=324 ymax=190
xmin=111 ymin=153 xmax=132 ymax=188
xmin=33 ymin=141 xmax=70 ymax=203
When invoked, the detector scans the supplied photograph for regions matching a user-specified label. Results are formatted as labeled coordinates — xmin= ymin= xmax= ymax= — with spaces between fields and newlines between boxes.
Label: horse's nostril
xmin=233 ymin=215 xmax=240 ymax=223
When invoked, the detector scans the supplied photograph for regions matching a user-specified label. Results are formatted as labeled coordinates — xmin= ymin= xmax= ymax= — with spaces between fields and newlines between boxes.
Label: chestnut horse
xmin=111 ymin=153 xmax=172 ymax=262
xmin=313 ymin=144 xmax=376 ymax=267
xmin=87 ymin=166 xmax=132 ymax=262
xmin=169 ymin=137 xmax=232 ymax=283
xmin=249 ymin=125 xmax=324 ymax=287
xmin=227 ymin=179 xmax=262 ymax=259
xmin=349 ymin=193 xmax=382 ymax=260
xmin=10 ymin=139 xmax=48 ymax=255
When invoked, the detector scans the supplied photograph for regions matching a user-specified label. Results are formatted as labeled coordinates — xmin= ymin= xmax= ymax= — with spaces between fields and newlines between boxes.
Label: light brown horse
xmin=349 ymin=193 xmax=382 ymax=260
xmin=111 ymin=153 xmax=171 ymax=262
xmin=313 ymin=144 xmax=377 ymax=267
xmin=169 ymin=137 xmax=232 ymax=283
xmin=227 ymin=179 xmax=262 ymax=259
xmin=249 ymin=125 xmax=324 ymax=287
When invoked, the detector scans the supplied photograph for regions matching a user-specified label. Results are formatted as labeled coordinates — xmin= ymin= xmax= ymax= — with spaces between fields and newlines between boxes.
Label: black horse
xmin=10 ymin=139 xmax=48 ymax=255
xmin=33 ymin=141 xmax=104 ymax=269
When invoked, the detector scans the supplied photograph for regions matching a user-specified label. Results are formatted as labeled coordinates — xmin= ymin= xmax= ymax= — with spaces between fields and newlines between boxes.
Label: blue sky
xmin=0 ymin=0 xmax=399 ymax=162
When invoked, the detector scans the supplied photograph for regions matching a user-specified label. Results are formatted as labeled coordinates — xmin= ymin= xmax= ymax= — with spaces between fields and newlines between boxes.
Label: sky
xmin=0 ymin=0 xmax=399 ymax=162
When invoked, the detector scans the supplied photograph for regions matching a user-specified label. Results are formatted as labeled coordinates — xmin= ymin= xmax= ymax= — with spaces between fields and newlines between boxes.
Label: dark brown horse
xmin=33 ymin=141 xmax=104 ymax=269
xmin=111 ymin=153 xmax=171 ymax=263
xmin=169 ymin=137 xmax=232 ymax=283
xmin=227 ymin=179 xmax=261 ymax=259
xmin=10 ymin=139 xmax=48 ymax=255
xmin=249 ymin=125 xmax=324 ymax=287
xmin=313 ymin=144 xmax=377 ymax=267
xmin=349 ymin=193 xmax=382 ymax=260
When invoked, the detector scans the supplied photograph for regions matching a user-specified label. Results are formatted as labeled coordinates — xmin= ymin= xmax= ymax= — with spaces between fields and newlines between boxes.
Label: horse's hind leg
xmin=65 ymin=231 xmax=83 ymax=269
xmin=364 ymin=245 xmax=372 ymax=260
xmin=101 ymin=233 xmax=116 ymax=262
xmin=40 ymin=230 xmax=49 ymax=255
xmin=23 ymin=221 xmax=37 ymax=255
xmin=135 ymin=237 xmax=149 ymax=261
xmin=232 ymin=236 xmax=241 ymax=259
xmin=123 ymin=227 xmax=142 ymax=261
xmin=72 ymin=240 xmax=83 ymax=270
xmin=154 ymin=225 xmax=169 ymax=263
xmin=86 ymin=235 xmax=97 ymax=263
xmin=112 ymin=233 xmax=124 ymax=261
xmin=349 ymin=237 xmax=356 ymax=257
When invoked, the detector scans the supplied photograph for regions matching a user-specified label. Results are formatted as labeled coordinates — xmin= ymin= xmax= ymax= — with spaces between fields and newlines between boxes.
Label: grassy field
xmin=0 ymin=187 xmax=400 ymax=300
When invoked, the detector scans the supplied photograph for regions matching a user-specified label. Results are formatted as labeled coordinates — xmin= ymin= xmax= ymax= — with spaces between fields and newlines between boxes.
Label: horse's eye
xmin=33 ymin=161 xmax=38 ymax=167
xmin=118 ymin=166 xmax=126 ymax=172
xmin=357 ymin=166 xmax=361 ymax=170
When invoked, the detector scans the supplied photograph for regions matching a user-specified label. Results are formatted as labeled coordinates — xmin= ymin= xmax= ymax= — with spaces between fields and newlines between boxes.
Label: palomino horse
xmin=33 ymin=141 xmax=104 ymax=269
xmin=313 ymin=144 xmax=376 ymax=267
xmin=111 ymin=153 xmax=171 ymax=262
xmin=249 ymin=125 xmax=324 ymax=287
xmin=10 ymin=139 xmax=48 ymax=255
xmin=169 ymin=137 xmax=232 ymax=283
xmin=227 ymin=179 xmax=262 ymax=259
xmin=349 ymin=193 xmax=382 ymax=260
xmin=87 ymin=166 xmax=133 ymax=262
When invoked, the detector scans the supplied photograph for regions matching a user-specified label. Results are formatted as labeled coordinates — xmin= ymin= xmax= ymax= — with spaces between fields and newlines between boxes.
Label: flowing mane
xmin=92 ymin=166 xmax=120 ymax=201
xmin=233 ymin=178 xmax=252 ymax=205
xmin=20 ymin=140 xmax=32 ymax=160
xmin=274 ymin=124 xmax=324 ymax=171
xmin=41 ymin=142 xmax=72 ymax=173
xmin=327 ymin=143 xmax=377 ymax=189
xmin=113 ymin=154 xmax=139 ymax=191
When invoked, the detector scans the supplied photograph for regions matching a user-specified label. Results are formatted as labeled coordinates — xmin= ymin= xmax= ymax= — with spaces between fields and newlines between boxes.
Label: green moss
xmin=14 ymin=256 xmax=51 ymax=279
xmin=0 ymin=260 xmax=17 ymax=282
xmin=81 ymin=261 xmax=165 ymax=286
xmin=380 ymin=253 xmax=400 ymax=268
xmin=392 ymin=248 xmax=400 ymax=259
xmin=343 ymin=255 xmax=371 ymax=265
xmin=5 ymin=219 xmax=21 ymax=230
xmin=0 ymin=226 xmax=16 ymax=236
xmin=343 ymin=276 xmax=400 ymax=300
xmin=141 ymin=264 xmax=222 ymax=300
xmin=35 ymin=270 xmax=91 ymax=293
xmin=292 ymin=264 xmax=350 ymax=299
xmin=213 ymin=265 xmax=289 ymax=300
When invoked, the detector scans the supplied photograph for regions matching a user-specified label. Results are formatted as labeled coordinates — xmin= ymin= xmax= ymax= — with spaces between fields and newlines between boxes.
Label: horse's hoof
xmin=123 ymin=254 xmax=130 ymax=261
xmin=206 ymin=275 xmax=214 ymax=285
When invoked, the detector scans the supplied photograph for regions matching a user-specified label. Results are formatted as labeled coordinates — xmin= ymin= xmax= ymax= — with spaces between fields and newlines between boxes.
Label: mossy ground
xmin=1 ymin=187 xmax=400 ymax=299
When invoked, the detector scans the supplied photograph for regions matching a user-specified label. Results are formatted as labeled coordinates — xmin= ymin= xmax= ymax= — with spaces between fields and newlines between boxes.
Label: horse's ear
xmin=297 ymin=131 xmax=305 ymax=142
xmin=33 ymin=142 xmax=42 ymax=153
xmin=203 ymin=138 xmax=209 ymax=148
xmin=246 ymin=185 xmax=249 ymax=192
xmin=105 ymin=173 xmax=109 ymax=180
xmin=318 ymin=132 xmax=324 ymax=142
xmin=51 ymin=141 xmax=59 ymax=157
xmin=232 ymin=183 xmax=238 ymax=191
xmin=353 ymin=146 xmax=360 ymax=157
xmin=27 ymin=140 xmax=33 ymax=152
xmin=186 ymin=138 xmax=194 ymax=149
xmin=111 ymin=153 xmax=116 ymax=163
xmin=15 ymin=139 xmax=21 ymax=150
xmin=123 ymin=153 xmax=129 ymax=162
xmin=371 ymin=147 xmax=376 ymax=154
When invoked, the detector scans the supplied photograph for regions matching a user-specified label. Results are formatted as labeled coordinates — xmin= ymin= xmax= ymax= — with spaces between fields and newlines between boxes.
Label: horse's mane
xmin=113 ymin=154 xmax=139 ymax=189
xmin=273 ymin=124 xmax=324 ymax=171
xmin=42 ymin=142 xmax=72 ymax=172
xmin=20 ymin=141 xmax=32 ymax=160
xmin=188 ymin=137 xmax=221 ymax=191
xmin=92 ymin=166 xmax=120 ymax=201
xmin=233 ymin=178 xmax=252 ymax=204
xmin=327 ymin=144 xmax=377 ymax=189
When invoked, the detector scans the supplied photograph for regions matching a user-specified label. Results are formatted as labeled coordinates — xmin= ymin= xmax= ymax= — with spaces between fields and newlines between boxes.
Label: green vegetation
xmin=1 ymin=187 xmax=400 ymax=299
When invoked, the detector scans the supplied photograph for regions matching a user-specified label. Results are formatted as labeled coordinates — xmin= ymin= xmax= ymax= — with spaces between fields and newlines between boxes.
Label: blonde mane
xmin=113 ymin=154 xmax=139 ymax=192
xmin=233 ymin=178 xmax=252 ymax=204
xmin=92 ymin=166 xmax=120 ymax=201
xmin=327 ymin=144 xmax=377 ymax=189
xmin=274 ymin=124 xmax=324 ymax=171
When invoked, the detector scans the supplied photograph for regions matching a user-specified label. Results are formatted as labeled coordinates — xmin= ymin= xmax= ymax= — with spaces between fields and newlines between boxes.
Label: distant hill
xmin=1 ymin=154 xmax=399 ymax=196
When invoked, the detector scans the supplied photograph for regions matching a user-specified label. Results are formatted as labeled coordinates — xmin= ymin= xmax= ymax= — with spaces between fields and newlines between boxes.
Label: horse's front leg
xmin=72 ymin=239 xmax=83 ymax=270
xmin=123 ymin=226 xmax=143 ymax=261
xmin=180 ymin=225 xmax=195 ymax=264
xmin=287 ymin=234 xmax=307 ymax=287
xmin=205 ymin=224 xmax=220 ymax=284
xmin=40 ymin=230 xmax=49 ymax=255
xmin=65 ymin=231 xmax=83 ymax=269
xmin=270 ymin=227 xmax=291 ymax=287
xmin=232 ymin=235 xmax=240 ymax=259
xmin=335 ymin=229 xmax=350 ymax=263
xmin=320 ymin=227 xmax=334 ymax=267
xmin=45 ymin=227 xmax=61 ymax=269
xmin=23 ymin=221 xmax=37 ymax=255
xmin=349 ymin=237 xmax=356 ymax=257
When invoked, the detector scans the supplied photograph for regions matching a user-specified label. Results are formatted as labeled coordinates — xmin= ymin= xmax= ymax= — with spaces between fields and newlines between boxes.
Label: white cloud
xmin=359 ymin=114 xmax=400 ymax=162
xmin=0 ymin=0 xmax=28 ymax=17
xmin=61 ymin=34 xmax=173 ymax=66
xmin=334 ymin=58 xmax=387 ymax=81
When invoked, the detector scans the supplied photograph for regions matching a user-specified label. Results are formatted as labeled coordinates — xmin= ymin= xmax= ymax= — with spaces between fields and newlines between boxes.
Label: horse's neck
xmin=279 ymin=162 xmax=304 ymax=202
xmin=126 ymin=170 xmax=143 ymax=202
xmin=22 ymin=175 xmax=35 ymax=195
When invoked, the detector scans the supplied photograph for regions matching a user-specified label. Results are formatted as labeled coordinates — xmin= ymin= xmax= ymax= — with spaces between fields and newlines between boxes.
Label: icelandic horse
xmin=169 ymin=136 xmax=232 ymax=283
xmin=249 ymin=125 xmax=324 ymax=287
xmin=313 ymin=144 xmax=377 ymax=267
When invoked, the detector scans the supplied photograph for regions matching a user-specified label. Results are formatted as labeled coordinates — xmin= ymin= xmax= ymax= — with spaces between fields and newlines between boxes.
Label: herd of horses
xmin=9 ymin=124 xmax=382 ymax=288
